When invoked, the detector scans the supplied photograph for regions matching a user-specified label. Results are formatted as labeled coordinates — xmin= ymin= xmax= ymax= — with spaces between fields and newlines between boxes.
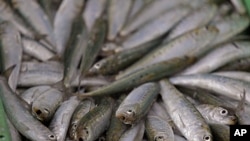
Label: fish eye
xmin=126 ymin=109 xmax=134 ymax=115
xmin=203 ymin=135 xmax=211 ymax=141
xmin=220 ymin=108 xmax=228 ymax=116
xmin=48 ymin=134 xmax=56 ymax=140
xmin=94 ymin=63 xmax=101 ymax=69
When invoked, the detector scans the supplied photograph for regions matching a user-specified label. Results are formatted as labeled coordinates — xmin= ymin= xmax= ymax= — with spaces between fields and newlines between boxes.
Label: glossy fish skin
xmin=80 ymin=17 xmax=107 ymax=77
xmin=22 ymin=36 xmax=55 ymax=61
xmin=170 ymin=74 xmax=250 ymax=104
xmin=31 ymin=88 xmax=64 ymax=121
xmin=126 ymin=0 xmax=144 ymax=21
xmin=20 ymin=85 xmax=52 ymax=105
xmin=145 ymin=115 xmax=174 ymax=141
xmin=75 ymin=97 xmax=114 ymax=141
xmin=106 ymin=95 xmax=128 ymax=141
xmin=120 ymin=0 xmax=193 ymax=36
xmin=78 ymin=57 xmax=193 ymax=99
xmin=12 ymin=0 xmax=56 ymax=50
xmin=164 ymin=4 xmax=217 ymax=42
xmin=63 ymin=17 xmax=87 ymax=87
xmin=0 ymin=21 xmax=22 ymax=91
xmin=83 ymin=0 xmax=107 ymax=31
xmin=209 ymin=124 xmax=229 ymax=141
xmin=0 ymin=97 xmax=11 ymax=141
xmin=108 ymin=0 xmax=132 ymax=40
xmin=121 ymin=5 xmax=191 ymax=49
xmin=213 ymin=71 xmax=250 ymax=83
xmin=119 ymin=120 xmax=145 ymax=141
xmin=89 ymin=38 xmax=160 ymax=75
xmin=160 ymin=79 xmax=212 ymax=141
xmin=6 ymin=118 xmax=22 ymax=141
xmin=117 ymin=26 xmax=218 ymax=79
xmin=180 ymin=41 xmax=250 ymax=75
xmin=0 ymin=76 xmax=56 ymax=141
xmin=116 ymin=82 xmax=160 ymax=125
xmin=196 ymin=104 xmax=237 ymax=125
xmin=49 ymin=96 xmax=80 ymax=141
xmin=68 ymin=98 xmax=96 ymax=139
xmin=209 ymin=14 xmax=250 ymax=47
xmin=54 ymin=0 xmax=85 ymax=56
xmin=219 ymin=57 xmax=250 ymax=71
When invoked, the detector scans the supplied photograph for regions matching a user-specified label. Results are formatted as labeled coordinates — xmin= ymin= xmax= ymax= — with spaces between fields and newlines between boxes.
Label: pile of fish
xmin=0 ymin=0 xmax=250 ymax=141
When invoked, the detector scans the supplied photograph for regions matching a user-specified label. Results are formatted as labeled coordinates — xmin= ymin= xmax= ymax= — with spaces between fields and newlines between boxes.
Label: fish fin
xmin=235 ymin=89 xmax=246 ymax=115
xmin=2 ymin=65 xmax=16 ymax=79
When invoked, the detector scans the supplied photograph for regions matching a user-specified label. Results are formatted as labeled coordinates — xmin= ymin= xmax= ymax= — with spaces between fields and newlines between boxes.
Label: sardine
xmin=160 ymin=79 xmax=212 ymax=141
xmin=117 ymin=26 xmax=218 ymax=79
xmin=75 ymin=97 xmax=114 ymax=141
xmin=170 ymin=74 xmax=250 ymax=104
xmin=121 ymin=5 xmax=191 ymax=49
xmin=116 ymin=82 xmax=160 ymax=125
xmin=119 ymin=120 xmax=145 ymax=141
xmin=54 ymin=0 xmax=85 ymax=56
xmin=68 ymin=98 xmax=96 ymax=139
xmin=0 ymin=76 xmax=56 ymax=141
xmin=180 ymin=41 xmax=250 ymax=75
xmin=195 ymin=104 xmax=237 ymax=125
xmin=78 ymin=57 xmax=193 ymax=99
xmin=49 ymin=96 xmax=80 ymax=141
xmin=0 ymin=21 xmax=22 ymax=91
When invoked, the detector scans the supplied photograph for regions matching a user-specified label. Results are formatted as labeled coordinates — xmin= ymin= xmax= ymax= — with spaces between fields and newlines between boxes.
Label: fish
xmin=49 ymin=96 xmax=80 ymax=141
xmin=0 ymin=97 xmax=11 ymax=141
xmin=75 ymin=97 xmax=114 ymax=141
xmin=145 ymin=115 xmax=174 ymax=141
xmin=119 ymin=120 xmax=145 ymax=141
xmin=170 ymin=74 xmax=250 ymax=104
xmin=180 ymin=41 xmax=250 ymax=75
xmin=160 ymin=79 xmax=212 ymax=141
xmin=195 ymin=104 xmax=237 ymax=125
xmin=54 ymin=0 xmax=85 ymax=56
xmin=31 ymin=87 xmax=64 ymax=121
xmin=68 ymin=98 xmax=96 ymax=139
xmin=117 ymin=25 xmax=218 ymax=79
xmin=77 ymin=56 xmax=193 ymax=99
xmin=116 ymin=82 xmax=160 ymax=125
xmin=0 ymin=21 xmax=22 ymax=91
xmin=0 ymin=76 xmax=56 ymax=141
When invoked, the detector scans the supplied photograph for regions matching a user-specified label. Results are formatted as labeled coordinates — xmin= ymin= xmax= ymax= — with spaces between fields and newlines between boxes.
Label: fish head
xmin=154 ymin=132 xmax=168 ymax=141
xmin=75 ymin=126 xmax=92 ymax=141
xmin=116 ymin=104 xmax=138 ymax=125
xmin=213 ymin=107 xmax=237 ymax=125
xmin=192 ymin=130 xmax=213 ymax=141
xmin=31 ymin=106 xmax=50 ymax=121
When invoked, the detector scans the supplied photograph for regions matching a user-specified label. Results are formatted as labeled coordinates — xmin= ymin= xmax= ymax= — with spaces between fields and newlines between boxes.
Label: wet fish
xmin=160 ymin=79 xmax=212 ymax=141
xmin=83 ymin=0 xmax=107 ymax=32
xmin=121 ymin=5 xmax=191 ymax=49
xmin=195 ymin=104 xmax=237 ymax=125
xmin=31 ymin=87 xmax=64 ymax=121
xmin=108 ymin=0 xmax=132 ymax=40
xmin=22 ymin=36 xmax=55 ymax=61
xmin=0 ymin=21 xmax=22 ymax=91
xmin=213 ymin=71 xmax=250 ymax=83
xmin=164 ymin=4 xmax=217 ymax=42
xmin=117 ymin=26 xmax=218 ymax=79
xmin=209 ymin=124 xmax=229 ymax=141
xmin=68 ymin=98 xmax=96 ymax=139
xmin=0 ymin=76 xmax=56 ymax=141
xmin=170 ymin=74 xmax=250 ymax=104
xmin=75 ymin=97 xmax=114 ymax=141
xmin=54 ymin=0 xmax=85 ymax=56
xmin=218 ymin=57 xmax=250 ymax=71
xmin=116 ymin=82 xmax=160 ymax=125
xmin=77 ymin=57 xmax=193 ymax=99
xmin=180 ymin=41 xmax=250 ymax=75
xmin=11 ymin=0 xmax=56 ymax=50
xmin=119 ymin=120 xmax=145 ymax=141
xmin=145 ymin=115 xmax=174 ymax=141
xmin=49 ymin=96 xmax=80 ymax=141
